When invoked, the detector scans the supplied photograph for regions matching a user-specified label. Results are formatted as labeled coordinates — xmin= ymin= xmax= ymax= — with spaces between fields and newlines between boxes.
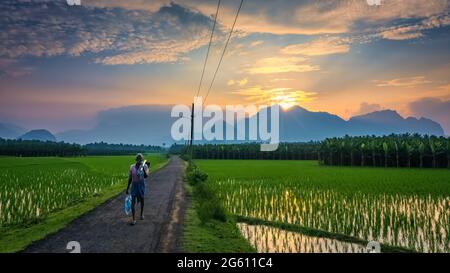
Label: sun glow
xmin=273 ymin=94 xmax=297 ymax=110
xmin=233 ymin=86 xmax=316 ymax=110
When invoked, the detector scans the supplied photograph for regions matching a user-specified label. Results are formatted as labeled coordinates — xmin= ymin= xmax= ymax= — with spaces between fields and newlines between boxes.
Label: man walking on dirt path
xmin=126 ymin=153 xmax=149 ymax=225
xmin=23 ymin=156 xmax=186 ymax=253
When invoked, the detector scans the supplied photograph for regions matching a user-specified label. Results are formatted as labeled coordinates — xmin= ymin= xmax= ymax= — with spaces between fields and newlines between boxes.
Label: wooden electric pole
xmin=189 ymin=102 xmax=194 ymax=159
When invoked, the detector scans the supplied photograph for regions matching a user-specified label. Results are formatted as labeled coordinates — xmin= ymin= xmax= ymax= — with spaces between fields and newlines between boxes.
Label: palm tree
xmin=404 ymin=142 xmax=414 ymax=168
xmin=447 ymin=138 xmax=450 ymax=169
xmin=431 ymin=138 xmax=445 ymax=168
xmin=445 ymin=137 xmax=450 ymax=169
xmin=360 ymin=143 xmax=366 ymax=167
xmin=340 ymin=141 xmax=346 ymax=166
xmin=369 ymin=140 xmax=377 ymax=167
xmin=383 ymin=142 xmax=389 ymax=168
xmin=393 ymin=140 xmax=400 ymax=168
xmin=349 ymin=140 xmax=355 ymax=166
xmin=315 ymin=134 xmax=450 ymax=168
xmin=326 ymin=140 xmax=334 ymax=165
xmin=429 ymin=139 xmax=437 ymax=168
xmin=418 ymin=142 xmax=425 ymax=168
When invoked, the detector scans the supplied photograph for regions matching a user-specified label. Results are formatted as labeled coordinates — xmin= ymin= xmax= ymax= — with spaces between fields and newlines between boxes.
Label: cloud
xmin=378 ymin=26 xmax=424 ymax=40
xmin=86 ymin=0 xmax=450 ymax=36
xmin=354 ymin=102 xmax=383 ymax=116
xmin=227 ymin=78 xmax=248 ymax=87
xmin=232 ymin=86 xmax=316 ymax=108
xmin=377 ymin=14 xmax=450 ymax=40
xmin=281 ymin=37 xmax=351 ymax=56
xmin=246 ymin=57 xmax=319 ymax=74
xmin=2 ymin=0 xmax=448 ymax=69
xmin=97 ymin=38 xmax=209 ymax=65
xmin=409 ymin=97 xmax=450 ymax=134
xmin=438 ymin=83 xmax=450 ymax=95
xmin=0 ymin=0 xmax=217 ymax=65
xmin=0 ymin=58 xmax=34 ymax=78
xmin=86 ymin=0 xmax=172 ymax=12
xmin=270 ymin=78 xmax=294 ymax=82
xmin=375 ymin=76 xmax=431 ymax=88
xmin=250 ymin=40 xmax=264 ymax=47
xmin=237 ymin=0 xmax=450 ymax=35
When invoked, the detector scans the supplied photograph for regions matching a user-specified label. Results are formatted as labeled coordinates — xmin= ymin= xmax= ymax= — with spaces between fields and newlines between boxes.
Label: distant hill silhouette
xmin=278 ymin=106 xmax=348 ymax=142
xmin=19 ymin=129 xmax=57 ymax=142
xmin=347 ymin=110 xmax=444 ymax=137
xmin=56 ymin=105 xmax=175 ymax=145
xmin=55 ymin=105 xmax=445 ymax=145
xmin=0 ymin=122 xmax=27 ymax=139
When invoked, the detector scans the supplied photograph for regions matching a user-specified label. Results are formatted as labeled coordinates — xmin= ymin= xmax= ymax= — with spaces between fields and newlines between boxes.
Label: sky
xmin=0 ymin=0 xmax=449 ymax=134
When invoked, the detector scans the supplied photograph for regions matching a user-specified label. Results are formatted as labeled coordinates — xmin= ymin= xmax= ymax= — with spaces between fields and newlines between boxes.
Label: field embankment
xmin=182 ymin=161 xmax=255 ymax=253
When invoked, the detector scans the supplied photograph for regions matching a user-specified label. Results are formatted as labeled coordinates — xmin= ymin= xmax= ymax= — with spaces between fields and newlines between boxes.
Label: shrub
xmin=186 ymin=167 xmax=208 ymax=185
xmin=185 ymin=162 xmax=226 ymax=223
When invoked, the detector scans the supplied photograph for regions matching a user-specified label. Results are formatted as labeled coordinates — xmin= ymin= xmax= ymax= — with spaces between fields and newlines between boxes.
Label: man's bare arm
xmin=126 ymin=175 xmax=132 ymax=194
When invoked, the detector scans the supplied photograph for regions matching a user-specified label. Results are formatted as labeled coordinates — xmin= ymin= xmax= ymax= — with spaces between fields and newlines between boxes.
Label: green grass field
xmin=0 ymin=154 xmax=168 ymax=252
xmin=196 ymin=160 xmax=450 ymax=252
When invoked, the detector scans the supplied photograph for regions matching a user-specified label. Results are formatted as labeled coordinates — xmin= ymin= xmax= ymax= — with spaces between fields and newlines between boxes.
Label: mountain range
xmin=0 ymin=105 xmax=445 ymax=145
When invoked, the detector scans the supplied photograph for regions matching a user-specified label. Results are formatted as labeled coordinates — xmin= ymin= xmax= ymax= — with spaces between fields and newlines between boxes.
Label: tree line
xmin=180 ymin=134 xmax=450 ymax=168
xmin=0 ymin=139 xmax=164 ymax=157
xmin=84 ymin=142 xmax=163 ymax=155
xmin=0 ymin=138 xmax=85 ymax=157
xmin=320 ymin=134 xmax=450 ymax=168
xmin=183 ymin=142 xmax=320 ymax=160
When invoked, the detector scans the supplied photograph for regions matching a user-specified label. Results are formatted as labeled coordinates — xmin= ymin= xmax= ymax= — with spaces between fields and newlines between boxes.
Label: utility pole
xmin=189 ymin=102 xmax=195 ymax=159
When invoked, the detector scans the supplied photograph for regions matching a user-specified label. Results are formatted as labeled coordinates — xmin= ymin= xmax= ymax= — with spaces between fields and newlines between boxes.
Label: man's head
xmin=136 ymin=153 xmax=144 ymax=164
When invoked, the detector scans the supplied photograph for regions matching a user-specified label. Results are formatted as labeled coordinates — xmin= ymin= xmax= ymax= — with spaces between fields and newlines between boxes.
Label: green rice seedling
xmin=197 ymin=160 xmax=450 ymax=253
xmin=0 ymin=154 xmax=166 ymax=227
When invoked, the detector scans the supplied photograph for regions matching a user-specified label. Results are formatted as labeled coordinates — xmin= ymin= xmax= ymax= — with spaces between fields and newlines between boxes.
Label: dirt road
xmin=24 ymin=156 xmax=186 ymax=253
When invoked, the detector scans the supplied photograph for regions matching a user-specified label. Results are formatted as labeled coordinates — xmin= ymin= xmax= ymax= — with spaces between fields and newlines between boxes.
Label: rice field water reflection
xmin=224 ymin=180 xmax=450 ymax=252
xmin=238 ymin=223 xmax=366 ymax=253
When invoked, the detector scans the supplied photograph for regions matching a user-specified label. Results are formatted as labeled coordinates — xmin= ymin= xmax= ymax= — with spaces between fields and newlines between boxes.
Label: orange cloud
xmin=281 ymin=37 xmax=350 ymax=56
xmin=246 ymin=57 xmax=319 ymax=74
xmin=227 ymin=78 xmax=248 ymax=86
xmin=375 ymin=76 xmax=431 ymax=88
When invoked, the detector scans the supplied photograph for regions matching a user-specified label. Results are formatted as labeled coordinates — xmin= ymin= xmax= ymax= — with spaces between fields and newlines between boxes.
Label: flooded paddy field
xmin=197 ymin=160 xmax=450 ymax=253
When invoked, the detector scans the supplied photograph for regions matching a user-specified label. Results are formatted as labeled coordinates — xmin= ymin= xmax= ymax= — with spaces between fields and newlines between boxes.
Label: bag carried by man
xmin=124 ymin=194 xmax=132 ymax=215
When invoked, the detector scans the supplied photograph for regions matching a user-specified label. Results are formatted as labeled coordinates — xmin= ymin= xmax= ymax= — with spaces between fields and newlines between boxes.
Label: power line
xmin=195 ymin=0 xmax=221 ymax=99
xmin=203 ymin=0 xmax=244 ymax=105
xmin=189 ymin=0 xmax=221 ymax=156
xmin=189 ymin=0 xmax=243 ymax=158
